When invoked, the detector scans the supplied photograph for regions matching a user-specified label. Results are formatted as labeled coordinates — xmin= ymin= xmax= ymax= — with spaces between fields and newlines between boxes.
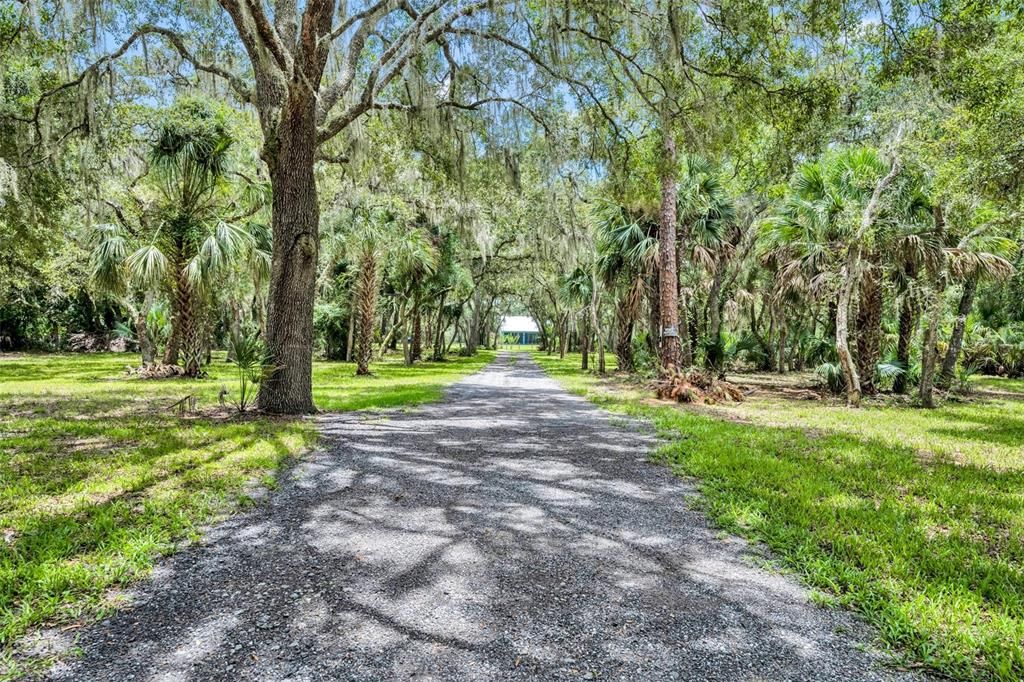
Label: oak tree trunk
xmin=257 ymin=94 xmax=320 ymax=413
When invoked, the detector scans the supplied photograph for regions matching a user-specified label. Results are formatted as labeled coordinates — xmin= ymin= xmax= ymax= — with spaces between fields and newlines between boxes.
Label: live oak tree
xmin=22 ymin=0 xmax=552 ymax=412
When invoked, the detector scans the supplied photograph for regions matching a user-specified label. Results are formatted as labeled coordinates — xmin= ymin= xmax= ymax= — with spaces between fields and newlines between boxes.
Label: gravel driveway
xmin=50 ymin=352 xmax=924 ymax=681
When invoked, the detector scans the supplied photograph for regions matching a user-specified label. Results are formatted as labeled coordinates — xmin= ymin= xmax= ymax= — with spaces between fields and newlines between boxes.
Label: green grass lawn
xmin=534 ymin=352 xmax=1024 ymax=682
xmin=973 ymin=375 xmax=1024 ymax=396
xmin=0 ymin=350 xmax=492 ymax=673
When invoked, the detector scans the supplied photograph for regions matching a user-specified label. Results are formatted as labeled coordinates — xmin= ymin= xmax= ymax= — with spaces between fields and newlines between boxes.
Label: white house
xmin=499 ymin=315 xmax=540 ymax=345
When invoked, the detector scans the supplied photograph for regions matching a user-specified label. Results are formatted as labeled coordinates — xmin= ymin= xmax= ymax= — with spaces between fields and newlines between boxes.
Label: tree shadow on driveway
xmin=49 ymin=353 xmax=928 ymax=681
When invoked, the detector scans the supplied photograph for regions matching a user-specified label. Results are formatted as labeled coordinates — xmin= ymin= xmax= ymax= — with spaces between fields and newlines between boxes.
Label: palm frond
xmin=125 ymin=245 xmax=169 ymax=289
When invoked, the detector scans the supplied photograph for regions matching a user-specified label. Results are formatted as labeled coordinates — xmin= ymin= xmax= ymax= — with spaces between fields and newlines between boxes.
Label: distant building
xmin=500 ymin=315 xmax=540 ymax=345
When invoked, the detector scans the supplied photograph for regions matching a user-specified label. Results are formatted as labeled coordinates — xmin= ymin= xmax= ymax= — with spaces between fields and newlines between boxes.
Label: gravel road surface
xmin=49 ymin=352 xmax=924 ymax=681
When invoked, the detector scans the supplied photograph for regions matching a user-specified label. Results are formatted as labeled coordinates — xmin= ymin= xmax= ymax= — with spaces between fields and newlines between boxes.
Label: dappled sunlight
xmin=0 ymin=350 xmax=493 ymax=658
xmin=697 ymin=392 xmax=1024 ymax=471
xmin=50 ymin=352 xmax=912 ymax=681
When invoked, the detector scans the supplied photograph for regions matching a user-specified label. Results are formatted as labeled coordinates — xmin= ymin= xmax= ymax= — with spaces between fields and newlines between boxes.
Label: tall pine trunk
xmin=257 ymin=95 xmax=319 ymax=413
xmin=657 ymin=128 xmax=681 ymax=371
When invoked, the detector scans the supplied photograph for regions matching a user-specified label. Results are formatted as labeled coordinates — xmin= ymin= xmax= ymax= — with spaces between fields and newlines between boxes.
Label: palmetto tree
xmin=677 ymin=154 xmax=735 ymax=369
xmin=595 ymin=205 xmax=658 ymax=372
xmin=89 ymin=99 xmax=265 ymax=377
xmin=559 ymin=265 xmax=596 ymax=370
xmin=335 ymin=206 xmax=391 ymax=377
xmin=882 ymin=183 xmax=941 ymax=393
xmin=338 ymin=203 xmax=438 ymax=374
xmin=763 ymin=146 xmax=900 ymax=403
xmin=386 ymin=219 xmax=440 ymax=366
xmin=938 ymin=214 xmax=1018 ymax=383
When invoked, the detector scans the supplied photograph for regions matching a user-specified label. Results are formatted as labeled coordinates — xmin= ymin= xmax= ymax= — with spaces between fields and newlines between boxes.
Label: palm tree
xmin=595 ymin=205 xmax=658 ymax=372
xmin=89 ymin=99 xmax=264 ymax=376
xmin=938 ymin=216 xmax=1017 ymax=383
xmin=764 ymin=145 xmax=902 ymax=405
xmin=877 ymin=177 xmax=940 ymax=393
xmin=760 ymin=158 xmax=854 ymax=372
xmin=677 ymin=154 xmax=735 ymax=370
xmin=334 ymin=205 xmax=390 ymax=376
xmin=386 ymin=220 xmax=439 ymax=366
xmin=559 ymin=266 xmax=595 ymax=370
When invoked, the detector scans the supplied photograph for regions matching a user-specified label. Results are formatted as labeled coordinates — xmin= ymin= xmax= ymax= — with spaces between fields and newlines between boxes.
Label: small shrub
xmin=226 ymin=331 xmax=271 ymax=412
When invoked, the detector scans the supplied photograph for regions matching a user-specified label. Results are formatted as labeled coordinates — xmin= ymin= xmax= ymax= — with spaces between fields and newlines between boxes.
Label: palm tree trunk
xmin=855 ymin=264 xmax=883 ymax=394
xmin=920 ymin=205 xmax=948 ymax=408
xmin=167 ymin=262 xmax=200 ymax=376
xmin=354 ymin=249 xmax=379 ymax=376
xmin=836 ymin=144 xmax=902 ymax=406
xmin=939 ymin=275 xmax=978 ymax=384
xmin=163 ymin=252 xmax=185 ymax=366
xmin=893 ymin=292 xmax=917 ymax=394
xmin=411 ymin=296 xmax=423 ymax=363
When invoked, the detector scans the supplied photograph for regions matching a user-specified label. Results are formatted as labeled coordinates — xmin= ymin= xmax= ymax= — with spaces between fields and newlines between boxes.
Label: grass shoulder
xmin=533 ymin=351 xmax=1024 ymax=682
xmin=0 ymin=350 xmax=492 ymax=677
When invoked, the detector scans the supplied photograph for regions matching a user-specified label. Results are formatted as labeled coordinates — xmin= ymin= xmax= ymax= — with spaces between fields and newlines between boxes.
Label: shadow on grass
xmin=621 ymin=403 xmax=1024 ymax=680
xmin=44 ymin=354 xmax=913 ymax=681
xmin=927 ymin=406 xmax=1024 ymax=448
xmin=0 ymin=350 xmax=495 ymax=654
xmin=0 ymin=407 xmax=310 ymax=645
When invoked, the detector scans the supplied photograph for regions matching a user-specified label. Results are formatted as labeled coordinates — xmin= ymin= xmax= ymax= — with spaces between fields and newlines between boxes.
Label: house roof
xmin=500 ymin=315 xmax=539 ymax=333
